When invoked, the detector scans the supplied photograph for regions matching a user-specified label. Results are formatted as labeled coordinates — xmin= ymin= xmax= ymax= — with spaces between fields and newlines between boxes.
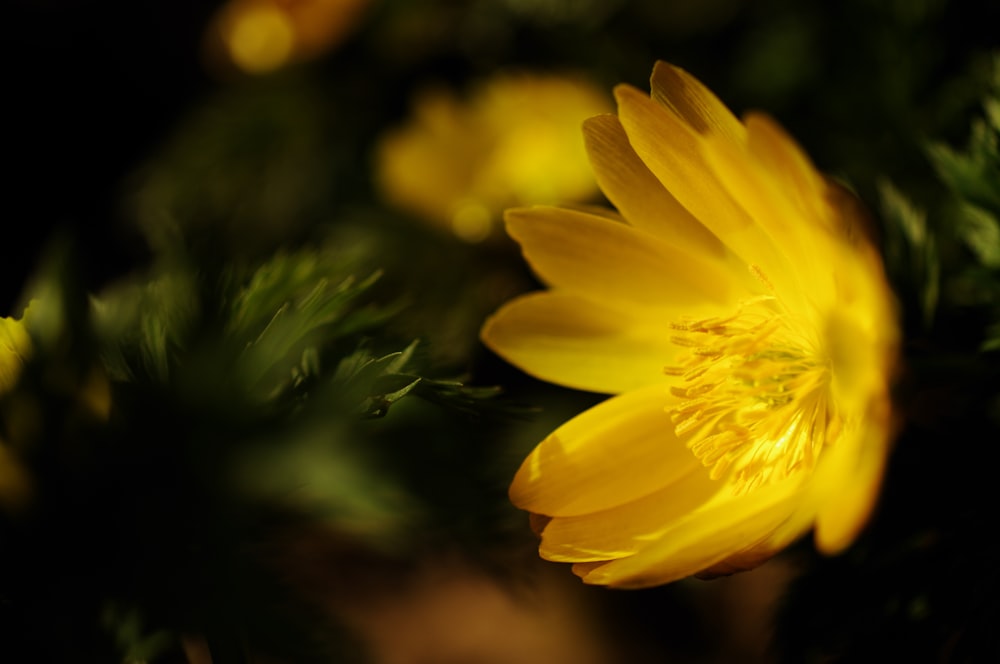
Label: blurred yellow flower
xmin=0 ymin=310 xmax=31 ymax=395
xmin=204 ymin=0 xmax=371 ymax=75
xmin=481 ymin=62 xmax=899 ymax=588
xmin=375 ymin=73 xmax=612 ymax=243
xmin=1 ymin=308 xmax=32 ymax=511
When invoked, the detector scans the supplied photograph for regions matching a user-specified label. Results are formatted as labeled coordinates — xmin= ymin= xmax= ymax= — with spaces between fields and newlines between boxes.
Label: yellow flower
xmin=1 ymin=309 xmax=33 ymax=511
xmin=481 ymin=62 xmax=899 ymax=588
xmin=375 ymin=73 xmax=611 ymax=243
xmin=0 ymin=310 xmax=32 ymax=395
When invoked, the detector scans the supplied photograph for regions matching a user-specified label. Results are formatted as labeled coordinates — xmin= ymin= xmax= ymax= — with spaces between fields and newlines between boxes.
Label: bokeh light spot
xmin=451 ymin=201 xmax=493 ymax=243
xmin=225 ymin=6 xmax=295 ymax=74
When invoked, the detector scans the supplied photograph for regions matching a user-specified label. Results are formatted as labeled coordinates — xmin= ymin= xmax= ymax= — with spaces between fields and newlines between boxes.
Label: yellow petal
xmin=0 ymin=314 xmax=32 ymax=395
xmin=538 ymin=468 xmax=718 ymax=562
xmin=812 ymin=399 xmax=892 ymax=553
xmin=505 ymin=206 xmax=743 ymax=310
xmin=744 ymin=113 xmax=831 ymax=229
xmin=614 ymin=84 xmax=750 ymax=235
xmin=699 ymin=115 xmax=839 ymax=307
xmin=575 ymin=475 xmax=804 ymax=588
xmin=743 ymin=114 xmax=877 ymax=254
xmin=649 ymin=61 xmax=746 ymax=146
xmin=480 ymin=291 xmax=680 ymax=394
xmin=0 ymin=316 xmax=30 ymax=357
xmin=695 ymin=540 xmax=788 ymax=579
xmin=614 ymin=84 xmax=788 ymax=276
xmin=582 ymin=114 xmax=727 ymax=259
xmin=509 ymin=384 xmax=702 ymax=517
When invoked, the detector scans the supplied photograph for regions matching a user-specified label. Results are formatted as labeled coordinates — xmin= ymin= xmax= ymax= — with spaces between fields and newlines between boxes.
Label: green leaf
xmin=90 ymin=270 xmax=199 ymax=383
xmin=101 ymin=602 xmax=176 ymax=663
xmin=926 ymin=136 xmax=1000 ymax=212
xmin=956 ymin=202 xmax=1000 ymax=268
xmin=329 ymin=341 xmax=423 ymax=417
xmin=879 ymin=179 xmax=941 ymax=326
xmin=925 ymin=64 xmax=1000 ymax=217
xmin=382 ymin=338 xmax=418 ymax=375
xmin=226 ymin=247 xmax=401 ymax=400
xmin=985 ymin=97 xmax=1000 ymax=134
xmin=363 ymin=374 xmax=423 ymax=418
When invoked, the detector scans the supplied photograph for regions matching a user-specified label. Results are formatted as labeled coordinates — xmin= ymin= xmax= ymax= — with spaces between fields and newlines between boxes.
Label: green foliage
xmin=878 ymin=55 xmax=999 ymax=344
xmin=330 ymin=342 xmax=421 ymax=418
xmin=953 ymin=202 xmax=1000 ymax=269
xmin=927 ymin=110 xmax=1000 ymax=273
xmin=91 ymin=270 xmax=199 ymax=383
xmin=879 ymin=180 xmax=940 ymax=328
xmin=1 ymin=211 xmax=513 ymax=662
xmin=101 ymin=603 xmax=175 ymax=663
xmin=924 ymin=63 xmax=1000 ymax=351
xmin=926 ymin=82 xmax=1000 ymax=216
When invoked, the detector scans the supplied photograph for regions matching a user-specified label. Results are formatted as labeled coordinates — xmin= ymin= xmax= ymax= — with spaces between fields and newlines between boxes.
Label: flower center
xmin=665 ymin=296 xmax=831 ymax=494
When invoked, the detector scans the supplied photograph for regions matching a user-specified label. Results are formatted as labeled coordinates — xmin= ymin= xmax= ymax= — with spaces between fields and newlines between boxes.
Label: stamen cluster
xmin=666 ymin=298 xmax=831 ymax=493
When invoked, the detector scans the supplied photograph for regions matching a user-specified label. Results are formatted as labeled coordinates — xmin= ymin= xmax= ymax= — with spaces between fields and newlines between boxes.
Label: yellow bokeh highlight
xmin=375 ymin=73 xmax=612 ymax=243
xmin=226 ymin=6 xmax=296 ymax=74
xmin=205 ymin=0 xmax=372 ymax=76
xmin=451 ymin=200 xmax=494 ymax=244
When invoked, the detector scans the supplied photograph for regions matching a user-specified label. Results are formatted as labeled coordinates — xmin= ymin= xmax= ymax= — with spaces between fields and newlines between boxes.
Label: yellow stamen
xmin=666 ymin=298 xmax=831 ymax=494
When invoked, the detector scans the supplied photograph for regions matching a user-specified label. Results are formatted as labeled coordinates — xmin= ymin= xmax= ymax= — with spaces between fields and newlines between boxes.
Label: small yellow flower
xmin=204 ymin=0 xmax=371 ymax=75
xmin=1 ymin=309 xmax=33 ymax=511
xmin=481 ymin=62 xmax=899 ymax=588
xmin=0 ymin=310 xmax=32 ymax=396
xmin=375 ymin=73 xmax=612 ymax=243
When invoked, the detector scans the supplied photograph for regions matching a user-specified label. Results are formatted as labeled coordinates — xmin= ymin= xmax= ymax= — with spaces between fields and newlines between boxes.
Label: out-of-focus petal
xmin=700 ymin=120 xmax=838 ymax=309
xmin=0 ymin=313 xmax=32 ymax=395
xmin=743 ymin=113 xmax=832 ymax=232
xmin=812 ymin=401 xmax=892 ymax=554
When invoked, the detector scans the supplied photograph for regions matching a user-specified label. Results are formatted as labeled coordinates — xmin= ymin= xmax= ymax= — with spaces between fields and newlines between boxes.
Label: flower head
xmin=481 ymin=62 xmax=899 ymax=588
